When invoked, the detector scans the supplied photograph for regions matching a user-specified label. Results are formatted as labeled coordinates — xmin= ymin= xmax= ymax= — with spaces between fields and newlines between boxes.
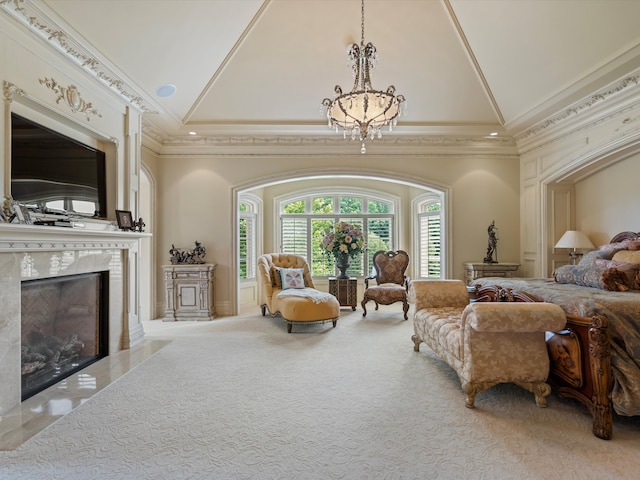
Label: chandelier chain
xmin=361 ymin=0 xmax=365 ymax=46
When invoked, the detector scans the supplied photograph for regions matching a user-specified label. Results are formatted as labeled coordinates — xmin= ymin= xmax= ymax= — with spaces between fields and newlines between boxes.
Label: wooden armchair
xmin=361 ymin=250 xmax=410 ymax=320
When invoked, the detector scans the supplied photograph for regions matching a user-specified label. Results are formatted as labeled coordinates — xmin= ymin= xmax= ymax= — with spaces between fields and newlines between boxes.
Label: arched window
xmin=278 ymin=189 xmax=398 ymax=277
xmin=239 ymin=195 xmax=260 ymax=281
xmin=415 ymin=194 xmax=442 ymax=278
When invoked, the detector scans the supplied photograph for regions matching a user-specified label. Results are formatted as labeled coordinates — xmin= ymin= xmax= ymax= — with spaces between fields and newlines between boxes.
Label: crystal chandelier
xmin=322 ymin=0 xmax=406 ymax=154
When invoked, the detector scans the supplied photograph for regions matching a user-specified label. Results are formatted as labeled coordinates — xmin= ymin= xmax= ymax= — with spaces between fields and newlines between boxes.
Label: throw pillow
xmin=554 ymin=264 xmax=630 ymax=291
xmin=280 ymin=268 xmax=305 ymax=290
xmin=594 ymin=259 xmax=640 ymax=289
xmin=578 ymin=249 xmax=606 ymax=265
xmin=612 ymin=250 xmax=640 ymax=265
xmin=271 ymin=266 xmax=283 ymax=289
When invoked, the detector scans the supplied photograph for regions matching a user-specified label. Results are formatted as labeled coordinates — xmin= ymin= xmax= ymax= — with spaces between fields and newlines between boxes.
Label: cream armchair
xmin=258 ymin=253 xmax=340 ymax=333
xmin=410 ymin=280 xmax=567 ymax=408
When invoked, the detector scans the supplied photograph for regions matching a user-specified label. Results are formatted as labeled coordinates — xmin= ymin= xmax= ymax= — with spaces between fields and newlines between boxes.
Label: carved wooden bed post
xmin=588 ymin=315 xmax=613 ymax=439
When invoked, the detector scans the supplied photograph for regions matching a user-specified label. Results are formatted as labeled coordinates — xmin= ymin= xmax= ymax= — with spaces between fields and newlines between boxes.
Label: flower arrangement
xmin=321 ymin=221 xmax=366 ymax=259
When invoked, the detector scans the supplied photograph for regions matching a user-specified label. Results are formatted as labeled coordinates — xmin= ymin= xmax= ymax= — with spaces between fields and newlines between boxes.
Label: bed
xmin=470 ymin=231 xmax=640 ymax=440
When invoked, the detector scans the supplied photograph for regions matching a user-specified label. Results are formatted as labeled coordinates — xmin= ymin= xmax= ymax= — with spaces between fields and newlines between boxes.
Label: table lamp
xmin=555 ymin=230 xmax=595 ymax=265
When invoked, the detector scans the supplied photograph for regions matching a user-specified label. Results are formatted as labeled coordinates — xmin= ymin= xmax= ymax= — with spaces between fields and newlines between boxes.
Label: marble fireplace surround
xmin=0 ymin=223 xmax=146 ymax=415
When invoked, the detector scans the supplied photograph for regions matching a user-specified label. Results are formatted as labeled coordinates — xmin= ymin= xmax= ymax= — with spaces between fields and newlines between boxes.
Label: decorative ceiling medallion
xmin=39 ymin=77 xmax=101 ymax=120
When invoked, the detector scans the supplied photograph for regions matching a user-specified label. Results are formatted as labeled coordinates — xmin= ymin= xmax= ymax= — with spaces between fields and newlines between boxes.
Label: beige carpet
xmin=2 ymin=306 xmax=640 ymax=479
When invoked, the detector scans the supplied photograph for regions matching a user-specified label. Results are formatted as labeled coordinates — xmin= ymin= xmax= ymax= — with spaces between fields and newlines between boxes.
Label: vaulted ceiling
xmin=21 ymin=1 xmax=640 ymax=146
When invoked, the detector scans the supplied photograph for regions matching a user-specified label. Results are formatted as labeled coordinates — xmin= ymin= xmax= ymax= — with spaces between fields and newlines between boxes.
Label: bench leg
xmin=411 ymin=334 xmax=421 ymax=352
xmin=517 ymin=382 xmax=552 ymax=408
xmin=463 ymin=381 xmax=498 ymax=408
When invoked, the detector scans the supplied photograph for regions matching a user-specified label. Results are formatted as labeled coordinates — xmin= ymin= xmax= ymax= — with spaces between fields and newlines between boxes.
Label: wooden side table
xmin=463 ymin=262 xmax=519 ymax=286
xmin=329 ymin=277 xmax=357 ymax=310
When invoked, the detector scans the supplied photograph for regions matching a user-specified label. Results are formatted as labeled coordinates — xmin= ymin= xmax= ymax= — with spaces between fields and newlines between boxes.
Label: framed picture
xmin=13 ymin=203 xmax=32 ymax=224
xmin=115 ymin=210 xmax=134 ymax=230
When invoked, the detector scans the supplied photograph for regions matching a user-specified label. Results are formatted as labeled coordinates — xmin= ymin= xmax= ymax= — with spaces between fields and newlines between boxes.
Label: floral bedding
xmin=470 ymin=276 xmax=640 ymax=416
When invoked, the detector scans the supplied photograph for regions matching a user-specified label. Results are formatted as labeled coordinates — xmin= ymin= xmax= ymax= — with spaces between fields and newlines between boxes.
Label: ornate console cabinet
xmin=163 ymin=264 xmax=216 ymax=321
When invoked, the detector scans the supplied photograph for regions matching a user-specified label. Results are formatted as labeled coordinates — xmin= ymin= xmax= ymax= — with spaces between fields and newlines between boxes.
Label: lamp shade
xmin=555 ymin=230 xmax=595 ymax=250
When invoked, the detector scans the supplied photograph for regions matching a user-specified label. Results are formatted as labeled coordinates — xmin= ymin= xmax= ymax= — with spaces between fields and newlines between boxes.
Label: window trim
xmin=276 ymin=188 xmax=400 ymax=278
xmin=412 ymin=192 xmax=446 ymax=279
xmin=238 ymin=193 xmax=262 ymax=282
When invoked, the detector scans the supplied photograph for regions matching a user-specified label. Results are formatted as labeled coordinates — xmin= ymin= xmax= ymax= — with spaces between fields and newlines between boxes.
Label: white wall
xmin=576 ymin=152 xmax=640 ymax=247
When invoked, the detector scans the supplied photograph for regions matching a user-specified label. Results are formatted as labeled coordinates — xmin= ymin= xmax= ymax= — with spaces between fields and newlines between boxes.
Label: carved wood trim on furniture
xmin=472 ymin=284 xmax=614 ymax=440
xmin=609 ymin=231 xmax=640 ymax=243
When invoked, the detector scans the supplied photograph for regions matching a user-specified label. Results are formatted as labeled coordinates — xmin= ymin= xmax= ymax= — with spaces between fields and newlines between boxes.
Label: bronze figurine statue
xmin=483 ymin=220 xmax=498 ymax=263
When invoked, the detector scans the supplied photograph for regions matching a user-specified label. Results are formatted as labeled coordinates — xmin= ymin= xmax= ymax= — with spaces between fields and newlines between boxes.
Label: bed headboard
xmin=610 ymin=231 xmax=640 ymax=243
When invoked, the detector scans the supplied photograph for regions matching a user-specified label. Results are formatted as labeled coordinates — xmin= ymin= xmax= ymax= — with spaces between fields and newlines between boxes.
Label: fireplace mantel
xmin=0 ymin=223 xmax=150 ymax=251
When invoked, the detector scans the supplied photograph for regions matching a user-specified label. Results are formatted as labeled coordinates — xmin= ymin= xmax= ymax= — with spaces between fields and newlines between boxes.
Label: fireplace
xmin=21 ymin=271 xmax=109 ymax=400
xmin=0 ymin=225 xmax=146 ymax=417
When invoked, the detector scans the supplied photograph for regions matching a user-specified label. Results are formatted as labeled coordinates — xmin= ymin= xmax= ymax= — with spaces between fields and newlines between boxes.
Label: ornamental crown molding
xmin=515 ymin=71 xmax=640 ymax=144
xmin=140 ymin=125 xmax=516 ymax=150
xmin=0 ymin=0 xmax=158 ymax=114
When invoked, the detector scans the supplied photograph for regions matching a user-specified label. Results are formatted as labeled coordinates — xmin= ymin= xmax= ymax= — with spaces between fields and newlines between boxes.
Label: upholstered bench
xmin=409 ymin=280 xmax=567 ymax=408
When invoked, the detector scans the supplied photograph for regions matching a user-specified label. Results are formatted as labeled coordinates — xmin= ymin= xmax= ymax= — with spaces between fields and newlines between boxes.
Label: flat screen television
xmin=10 ymin=113 xmax=107 ymax=218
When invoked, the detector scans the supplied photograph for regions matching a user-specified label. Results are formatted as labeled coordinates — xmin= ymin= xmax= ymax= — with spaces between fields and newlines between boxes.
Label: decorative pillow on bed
xmin=578 ymin=249 xmax=607 ymax=266
xmin=594 ymin=259 xmax=640 ymax=289
xmin=597 ymin=240 xmax=640 ymax=258
xmin=554 ymin=264 xmax=631 ymax=291
xmin=611 ymin=250 xmax=640 ymax=265
xmin=279 ymin=268 xmax=306 ymax=289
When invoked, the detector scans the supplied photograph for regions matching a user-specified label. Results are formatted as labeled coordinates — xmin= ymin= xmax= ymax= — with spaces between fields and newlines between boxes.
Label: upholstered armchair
xmin=410 ymin=280 xmax=567 ymax=408
xmin=361 ymin=250 xmax=410 ymax=320
xmin=257 ymin=253 xmax=340 ymax=333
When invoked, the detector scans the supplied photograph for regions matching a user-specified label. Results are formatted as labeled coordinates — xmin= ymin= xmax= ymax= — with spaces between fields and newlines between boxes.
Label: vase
xmin=335 ymin=252 xmax=350 ymax=279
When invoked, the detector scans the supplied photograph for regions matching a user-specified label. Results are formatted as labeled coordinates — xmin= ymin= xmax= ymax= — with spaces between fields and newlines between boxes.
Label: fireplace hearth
xmin=21 ymin=271 xmax=108 ymax=400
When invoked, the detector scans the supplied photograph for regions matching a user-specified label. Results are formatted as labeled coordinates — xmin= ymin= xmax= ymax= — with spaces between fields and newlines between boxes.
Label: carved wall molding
xmin=0 ymin=0 xmax=158 ymax=114
xmin=39 ymin=77 xmax=101 ymax=120
xmin=4 ymin=80 xmax=120 ymax=148
xmin=2 ymin=80 xmax=26 ymax=102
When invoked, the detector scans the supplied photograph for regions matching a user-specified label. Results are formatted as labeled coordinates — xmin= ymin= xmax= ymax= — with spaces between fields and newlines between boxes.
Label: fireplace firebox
xmin=21 ymin=271 xmax=109 ymax=400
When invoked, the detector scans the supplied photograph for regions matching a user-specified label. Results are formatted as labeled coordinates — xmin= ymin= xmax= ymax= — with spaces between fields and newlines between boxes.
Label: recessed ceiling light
xmin=156 ymin=84 xmax=176 ymax=98
xmin=489 ymin=132 xmax=498 ymax=136
xmin=188 ymin=131 xmax=197 ymax=135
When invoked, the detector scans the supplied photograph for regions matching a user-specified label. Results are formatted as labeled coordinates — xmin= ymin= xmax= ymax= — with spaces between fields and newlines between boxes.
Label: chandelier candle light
xmin=322 ymin=0 xmax=406 ymax=154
